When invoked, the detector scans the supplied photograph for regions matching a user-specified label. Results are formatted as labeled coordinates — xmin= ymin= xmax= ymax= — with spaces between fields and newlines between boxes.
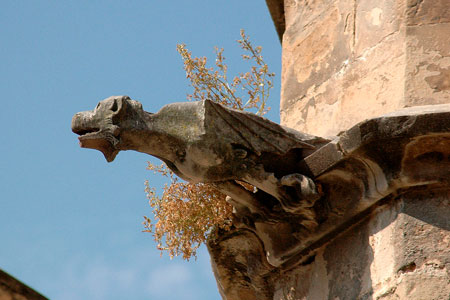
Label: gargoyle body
xmin=72 ymin=96 xmax=326 ymax=222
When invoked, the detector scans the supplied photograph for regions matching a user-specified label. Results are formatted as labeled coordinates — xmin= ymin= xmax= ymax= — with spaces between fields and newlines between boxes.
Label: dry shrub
xmin=144 ymin=30 xmax=274 ymax=260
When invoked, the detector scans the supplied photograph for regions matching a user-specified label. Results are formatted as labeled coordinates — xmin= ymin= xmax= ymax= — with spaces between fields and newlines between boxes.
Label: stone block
xmin=355 ymin=0 xmax=402 ymax=55
xmin=281 ymin=0 xmax=353 ymax=108
xmin=208 ymin=104 xmax=450 ymax=299
xmin=406 ymin=0 xmax=450 ymax=26
xmin=280 ymin=0 xmax=450 ymax=137
xmin=272 ymin=190 xmax=450 ymax=300
xmin=281 ymin=30 xmax=406 ymax=137
xmin=405 ymin=23 xmax=450 ymax=106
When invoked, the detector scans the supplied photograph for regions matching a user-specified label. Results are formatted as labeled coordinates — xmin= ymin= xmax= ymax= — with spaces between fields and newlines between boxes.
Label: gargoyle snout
xmin=71 ymin=111 xmax=97 ymax=135
xmin=71 ymin=108 xmax=120 ymax=163
xmin=71 ymin=96 xmax=141 ymax=163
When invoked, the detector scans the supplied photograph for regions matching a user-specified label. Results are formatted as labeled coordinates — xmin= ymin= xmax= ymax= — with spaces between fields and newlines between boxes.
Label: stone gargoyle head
xmin=71 ymin=95 xmax=145 ymax=162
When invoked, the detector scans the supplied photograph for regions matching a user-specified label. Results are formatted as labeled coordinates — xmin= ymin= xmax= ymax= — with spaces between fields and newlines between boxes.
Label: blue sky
xmin=0 ymin=1 xmax=281 ymax=299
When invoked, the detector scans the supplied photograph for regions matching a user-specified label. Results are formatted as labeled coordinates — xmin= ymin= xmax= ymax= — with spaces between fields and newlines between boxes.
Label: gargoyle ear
xmin=111 ymin=95 xmax=130 ymax=114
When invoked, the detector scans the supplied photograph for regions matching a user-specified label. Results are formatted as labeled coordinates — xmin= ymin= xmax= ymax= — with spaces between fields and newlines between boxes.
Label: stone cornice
xmin=238 ymin=104 xmax=450 ymax=268
xmin=296 ymin=104 xmax=450 ymax=264
xmin=208 ymin=104 xmax=450 ymax=299
xmin=72 ymin=98 xmax=450 ymax=298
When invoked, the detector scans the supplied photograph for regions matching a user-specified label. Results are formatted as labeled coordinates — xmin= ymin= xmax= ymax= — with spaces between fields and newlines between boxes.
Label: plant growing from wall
xmin=144 ymin=30 xmax=275 ymax=260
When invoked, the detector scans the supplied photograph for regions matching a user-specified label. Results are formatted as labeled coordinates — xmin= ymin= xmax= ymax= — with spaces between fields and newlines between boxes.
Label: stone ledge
xmin=306 ymin=103 xmax=450 ymax=176
xmin=252 ymin=104 xmax=450 ymax=268
xmin=208 ymin=104 xmax=450 ymax=299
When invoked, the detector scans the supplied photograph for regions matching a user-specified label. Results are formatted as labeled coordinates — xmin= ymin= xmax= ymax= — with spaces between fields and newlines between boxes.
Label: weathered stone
xmin=206 ymin=104 xmax=450 ymax=299
xmin=405 ymin=23 xmax=450 ymax=106
xmin=281 ymin=0 xmax=353 ymax=105
xmin=72 ymin=97 xmax=337 ymax=267
xmin=213 ymin=1 xmax=450 ymax=299
xmin=72 ymin=97 xmax=329 ymax=222
xmin=73 ymin=1 xmax=450 ymax=296
xmin=272 ymin=189 xmax=450 ymax=300
xmin=72 ymin=96 xmax=450 ymax=298
xmin=355 ymin=0 xmax=403 ymax=55
xmin=207 ymin=229 xmax=275 ymax=300
xmin=406 ymin=0 xmax=450 ymax=26
xmin=281 ymin=0 xmax=450 ymax=137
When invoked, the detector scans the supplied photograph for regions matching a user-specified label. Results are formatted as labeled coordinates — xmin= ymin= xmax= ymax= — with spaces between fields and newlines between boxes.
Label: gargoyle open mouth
xmin=72 ymin=128 xmax=100 ymax=137
xmin=72 ymin=118 xmax=119 ymax=162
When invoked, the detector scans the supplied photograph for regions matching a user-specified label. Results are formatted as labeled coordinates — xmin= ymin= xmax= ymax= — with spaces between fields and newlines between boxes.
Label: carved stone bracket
xmin=72 ymin=99 xmax=450 ymax=268
xmin=229 ymin=104 xmax=450 ymax=269
xmin=207 ymin=104 xmax=450 ymax=299
xmin=72 ymin=99 xmax=450 ymax=298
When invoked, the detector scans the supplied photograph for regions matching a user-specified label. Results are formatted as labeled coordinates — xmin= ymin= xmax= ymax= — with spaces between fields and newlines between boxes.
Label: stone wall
xmin=273 ymin=189 xmax=450 ymax=300
xmin=273 ymin=0 xmax=450 ymax=299
xmin=208 ymin=103 xmax=450 ymax=300
xmin=206 ymin=1 xmax=450 ymax=299
xmin=280 ymin=0 xmax=450 ymax=137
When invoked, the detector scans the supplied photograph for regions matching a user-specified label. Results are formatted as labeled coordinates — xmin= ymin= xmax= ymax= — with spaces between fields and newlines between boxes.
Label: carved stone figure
xmin=71 ymin=96 xmax=327 ymax=220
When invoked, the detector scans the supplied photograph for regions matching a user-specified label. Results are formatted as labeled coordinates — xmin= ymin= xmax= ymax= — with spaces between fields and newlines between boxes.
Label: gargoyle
xmin=71 ymin=96 xmax=327 ymax=220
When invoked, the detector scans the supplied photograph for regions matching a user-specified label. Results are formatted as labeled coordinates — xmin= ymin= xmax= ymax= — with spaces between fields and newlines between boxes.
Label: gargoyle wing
xmin=203 ymin=100 xmax=316 ymax=156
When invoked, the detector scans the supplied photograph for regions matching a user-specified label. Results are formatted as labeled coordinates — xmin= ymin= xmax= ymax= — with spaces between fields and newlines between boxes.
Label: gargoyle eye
xmin=96 ymin=103 xmax=101 ymax=109
xmin=111 ymin=100 xmax=118 ymax=112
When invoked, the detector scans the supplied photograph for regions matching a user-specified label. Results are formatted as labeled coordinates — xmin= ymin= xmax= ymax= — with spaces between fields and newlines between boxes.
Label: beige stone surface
xmin=406 ymin=0 xmax=450 ymax=26
xmin=281 ymin=0 xmax=450 ymax=137
xmin=208 ymin=104 xmax=450 ymax=299
xmin=405 ymin=23 xmax=450 ymax=106
xmin=272 ymin=190 xmax=450 ymax=300
xmin=211 ymin=1 xmax=450 ymax=299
